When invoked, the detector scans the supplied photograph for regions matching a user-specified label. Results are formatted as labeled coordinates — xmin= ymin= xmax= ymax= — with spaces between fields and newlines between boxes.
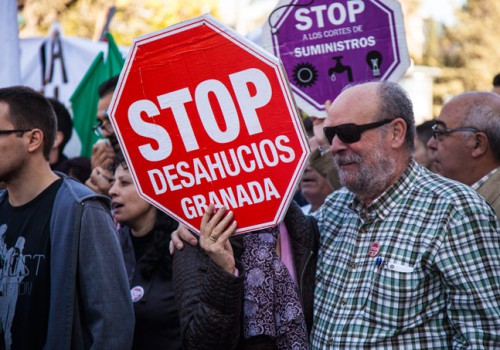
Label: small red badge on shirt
xmin=369 ymin=242 xmax=381 ymax=257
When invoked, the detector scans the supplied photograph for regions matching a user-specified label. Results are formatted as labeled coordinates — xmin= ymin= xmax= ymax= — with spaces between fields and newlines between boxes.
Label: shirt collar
xmin=348 ymin=160 xmax=420 ymax=221
xmin=471 ymin=167 xmax=499 ymax=190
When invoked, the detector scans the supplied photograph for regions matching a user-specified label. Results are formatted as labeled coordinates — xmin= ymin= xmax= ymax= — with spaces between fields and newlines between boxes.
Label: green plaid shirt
xmin=311 ymin=161 xmax=500 ymax=349
xmin=471 ymin=167 xmax=499 ymax=191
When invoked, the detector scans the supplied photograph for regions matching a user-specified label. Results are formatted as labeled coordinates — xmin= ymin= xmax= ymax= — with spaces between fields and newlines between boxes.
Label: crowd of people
xmin=0 ymin=70 xmax=499 ymax=349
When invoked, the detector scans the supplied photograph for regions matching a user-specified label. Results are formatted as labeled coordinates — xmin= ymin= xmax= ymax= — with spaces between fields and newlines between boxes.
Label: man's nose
xmin=329 ymin=135 xmax=347 ymax=154
xmin=427 ymin=136 xmax=438 ymax=150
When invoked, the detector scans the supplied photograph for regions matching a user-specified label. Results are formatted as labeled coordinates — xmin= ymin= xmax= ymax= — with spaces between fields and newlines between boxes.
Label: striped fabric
xmin=311 ymin=161 xmax=500 ymax=349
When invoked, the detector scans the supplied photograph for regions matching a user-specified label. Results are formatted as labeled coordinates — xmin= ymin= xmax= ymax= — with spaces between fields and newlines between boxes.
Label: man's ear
xmin=390 ymin=118 xmax=407 ymax=149
xmin=27 ymin=129 xmax=44 ymax=154
xmin=471 ymin=132 xmax=488 ymax=158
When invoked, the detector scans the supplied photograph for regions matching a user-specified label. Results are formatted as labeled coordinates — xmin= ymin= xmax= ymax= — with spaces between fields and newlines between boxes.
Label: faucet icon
xmin=328 ymin=56 xmax=353 ymax=82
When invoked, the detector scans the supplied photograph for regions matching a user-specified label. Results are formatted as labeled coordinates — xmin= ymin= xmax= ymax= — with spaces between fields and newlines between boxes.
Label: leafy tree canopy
xmin=19 ymin=0 xmax=219 ymax=45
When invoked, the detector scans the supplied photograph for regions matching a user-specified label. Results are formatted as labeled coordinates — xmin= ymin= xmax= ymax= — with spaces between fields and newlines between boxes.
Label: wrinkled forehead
xmin=325 ymin=83 xmax=380 ymax=127
xmin=114 ymin=162 xmax=131 ymax=178
xmin=437 ymin=99 xmax=467 ymax=128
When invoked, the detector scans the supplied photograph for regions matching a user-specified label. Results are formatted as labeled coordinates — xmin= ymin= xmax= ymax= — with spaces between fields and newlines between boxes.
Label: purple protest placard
xmin=262 ymin=0 xmax=410 ymax=118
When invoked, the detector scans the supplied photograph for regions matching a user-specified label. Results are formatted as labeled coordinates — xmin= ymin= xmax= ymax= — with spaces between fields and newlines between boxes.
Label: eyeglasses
xmin=431 ymin=123 xmax=480 ymax=140
xmin=323 ymin=119 xmax=394 ymax=145
xmin=92 ymin=110 xmax=111 ymax=137
xmin=0 ymin=129 xmax=32 ymax=136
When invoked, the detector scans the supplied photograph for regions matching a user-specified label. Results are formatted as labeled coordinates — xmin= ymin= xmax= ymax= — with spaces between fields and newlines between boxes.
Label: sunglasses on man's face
xmin=323 ymin=118 xmax=394 ymax=145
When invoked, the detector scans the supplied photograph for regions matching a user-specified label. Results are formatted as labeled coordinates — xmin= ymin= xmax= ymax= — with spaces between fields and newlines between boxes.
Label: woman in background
xmin=109 ymin=156 xmax=181 ymax=349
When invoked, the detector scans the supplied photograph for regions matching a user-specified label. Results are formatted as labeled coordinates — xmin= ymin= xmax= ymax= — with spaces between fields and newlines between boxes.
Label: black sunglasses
xmin=323 ymin=119 xmax=393 ymax=145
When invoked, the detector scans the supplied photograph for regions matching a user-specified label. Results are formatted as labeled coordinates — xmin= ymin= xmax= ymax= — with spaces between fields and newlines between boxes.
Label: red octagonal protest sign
xmin=109 ymin=15 xmax=310 ymax=234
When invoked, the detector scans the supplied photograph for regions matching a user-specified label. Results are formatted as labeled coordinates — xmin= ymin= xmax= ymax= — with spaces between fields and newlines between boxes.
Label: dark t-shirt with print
xmin=0 ymin=179 xmax=62 ymax=349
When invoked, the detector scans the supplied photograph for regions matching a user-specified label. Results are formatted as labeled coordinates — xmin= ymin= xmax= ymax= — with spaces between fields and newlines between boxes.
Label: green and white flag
xmin=70 ymin=33 xmax=124 ymax=158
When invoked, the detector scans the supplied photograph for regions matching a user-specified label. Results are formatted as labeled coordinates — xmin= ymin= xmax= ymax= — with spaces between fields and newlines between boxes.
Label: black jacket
xmin=173 ymin=201 xmax=318 ymax=349
xmin=118 ymin=218 xmax=182 ymax=350
xmin=284 ymin=201 xmax=320 ymax=334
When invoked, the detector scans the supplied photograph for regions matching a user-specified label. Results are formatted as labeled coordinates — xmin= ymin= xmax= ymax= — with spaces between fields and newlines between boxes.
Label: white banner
xmin=0 ymin=0 xmax=21 ymax=88
xmin=19 ymin=24 xmax=127 ymax=157
xmin=20 ymin=24 xmax=110 ymax=104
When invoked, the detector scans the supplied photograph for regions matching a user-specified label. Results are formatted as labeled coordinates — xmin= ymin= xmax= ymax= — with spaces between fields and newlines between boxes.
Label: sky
xmin=420 ymin=0 xmax=466 ymax=24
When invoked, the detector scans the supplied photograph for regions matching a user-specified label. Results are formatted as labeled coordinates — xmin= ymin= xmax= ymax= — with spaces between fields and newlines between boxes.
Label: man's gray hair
xmin=461 ymin=93 xmax=500 ymax=161
xmin=377 ymin=81 xmax=416 ymax=152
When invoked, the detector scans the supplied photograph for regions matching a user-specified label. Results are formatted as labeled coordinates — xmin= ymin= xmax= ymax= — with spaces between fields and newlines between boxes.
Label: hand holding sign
xmin=199 ymin=205 xmax=237 ymax=274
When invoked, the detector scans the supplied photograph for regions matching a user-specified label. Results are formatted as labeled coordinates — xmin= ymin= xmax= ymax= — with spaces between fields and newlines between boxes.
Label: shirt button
xmin=341 ymin=299 xmax=347 ymax=306
xmin=349 ymin=262 xmax=357 ymax=269
xmin=327 ymin=338 xmax=334 ymax=346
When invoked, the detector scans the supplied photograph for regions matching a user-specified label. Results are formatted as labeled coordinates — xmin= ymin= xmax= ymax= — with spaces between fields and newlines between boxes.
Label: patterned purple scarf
xmin=242 ymin=227 xmax=309 ymax=349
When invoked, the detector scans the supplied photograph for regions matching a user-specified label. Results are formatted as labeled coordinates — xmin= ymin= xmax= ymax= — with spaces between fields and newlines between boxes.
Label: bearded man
xmin=308 ymin=81 xmax=500 ymax=348
xmin=170 ymin=81 xmax=500 ymax=349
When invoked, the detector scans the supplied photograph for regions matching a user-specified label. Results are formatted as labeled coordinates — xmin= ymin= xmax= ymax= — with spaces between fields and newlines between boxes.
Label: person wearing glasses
xmin=0 ymin=86 xmax=134 ymax=349
xmin=427 ymin=91 xmax=500 ymax=218
xmin=306 ymin=81 xmax=500 ymax=348
xmin=85 ymin=75 xmax=120 ymax=196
